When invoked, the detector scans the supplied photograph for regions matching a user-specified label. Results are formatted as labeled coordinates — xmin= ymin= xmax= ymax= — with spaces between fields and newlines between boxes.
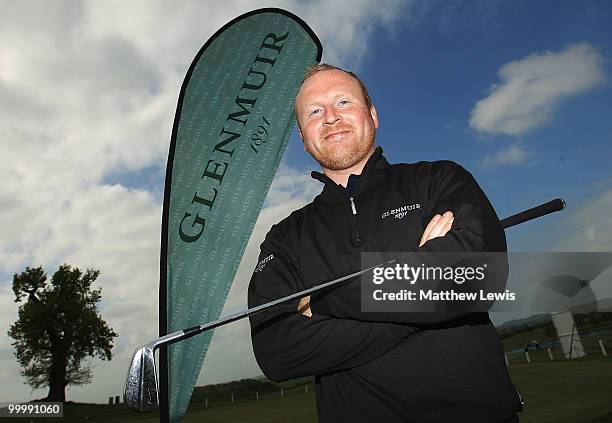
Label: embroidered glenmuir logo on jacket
xmin=381 ymin=203 xmax=421 ymax=220
xmin=254 ymin=254 xmax=274 ymax=272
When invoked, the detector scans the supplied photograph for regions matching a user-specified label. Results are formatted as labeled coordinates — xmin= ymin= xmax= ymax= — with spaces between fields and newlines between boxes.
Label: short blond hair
xmin=301 ymin=64 xmax=372 ymax=108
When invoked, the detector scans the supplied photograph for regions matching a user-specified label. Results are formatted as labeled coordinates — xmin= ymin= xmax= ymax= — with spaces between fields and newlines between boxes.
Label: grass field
xmin=6 ymin=355 xmax=610 ymax=423
xmin=509 ymin=356 xmax=612 ymax=423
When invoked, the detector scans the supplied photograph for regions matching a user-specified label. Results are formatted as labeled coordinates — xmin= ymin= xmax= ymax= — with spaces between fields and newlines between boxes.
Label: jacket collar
xmin=311 ymin=146 xmax=390 ymax=196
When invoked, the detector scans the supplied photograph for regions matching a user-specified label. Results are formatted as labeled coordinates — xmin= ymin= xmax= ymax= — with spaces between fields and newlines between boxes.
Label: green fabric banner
xmin=158 ymin=8 xmax=322 ymax=422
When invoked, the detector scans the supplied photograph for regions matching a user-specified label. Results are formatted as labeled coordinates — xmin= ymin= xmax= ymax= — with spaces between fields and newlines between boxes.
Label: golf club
xmin=124 ymin=260 xmax=389 ymax=411
xmin=124 ymin=198 xmax=565 ymax=412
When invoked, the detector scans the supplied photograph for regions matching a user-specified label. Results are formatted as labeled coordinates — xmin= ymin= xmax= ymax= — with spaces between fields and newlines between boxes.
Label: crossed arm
xmin=250 ymin=162 xmax=505 ymax=380
xmin=248 ymin=230 xmax=419 ymax=382
xmin=297 ymin=211 xmax=455 ymax=316
xmin=249 ymin=212 xmax=455 ymax=381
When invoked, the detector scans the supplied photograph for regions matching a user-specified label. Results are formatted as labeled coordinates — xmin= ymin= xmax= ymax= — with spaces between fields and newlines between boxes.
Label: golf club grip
xmin=500 ymin=198 xmax=565 ymax=229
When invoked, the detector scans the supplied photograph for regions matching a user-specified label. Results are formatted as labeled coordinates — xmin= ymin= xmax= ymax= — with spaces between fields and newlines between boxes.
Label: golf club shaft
xmin=157 ymin=198 xmax=567 ymax=348
xmin=156 ymin=260 xmax=393 ymax=348
xmin=500 ymin=198 xmax=565 ymax=229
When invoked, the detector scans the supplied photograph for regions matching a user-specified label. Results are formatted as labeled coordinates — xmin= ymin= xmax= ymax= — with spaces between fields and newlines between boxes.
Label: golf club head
xmin=124 ymin=345 xmax=159 ymax=411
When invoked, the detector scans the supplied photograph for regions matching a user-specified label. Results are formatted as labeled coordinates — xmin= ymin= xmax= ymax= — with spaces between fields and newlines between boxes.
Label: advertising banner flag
xmin=158 ymin=8 xmax=322 ymax=422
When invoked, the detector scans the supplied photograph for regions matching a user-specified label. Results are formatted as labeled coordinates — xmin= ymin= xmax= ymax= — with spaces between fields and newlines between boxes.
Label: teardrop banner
xmin=158 ymin=8 xmax=322 ymax=422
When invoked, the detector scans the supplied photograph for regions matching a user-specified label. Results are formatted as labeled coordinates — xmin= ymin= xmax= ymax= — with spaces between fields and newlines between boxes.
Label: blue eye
xmin=338 ymin=99 xmax=349 ymax=106
xmin=309 ymin=108 xmax=321 ymax=117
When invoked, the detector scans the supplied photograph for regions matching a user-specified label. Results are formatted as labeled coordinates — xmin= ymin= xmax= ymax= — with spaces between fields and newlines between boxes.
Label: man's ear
xmin=370 ymin=105 xmax=379 ymax=128
xmin=297 ymin=126 xmax=307 ymax=151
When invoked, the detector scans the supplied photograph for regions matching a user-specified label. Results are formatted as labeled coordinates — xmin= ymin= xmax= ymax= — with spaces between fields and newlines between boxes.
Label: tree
xmin=8 ymin=264 xmax=118 ymax=402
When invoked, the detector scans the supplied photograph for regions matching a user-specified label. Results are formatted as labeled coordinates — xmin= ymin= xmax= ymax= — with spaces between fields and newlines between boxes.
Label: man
xmin=248 ymin=64 xmax=522 ymax=422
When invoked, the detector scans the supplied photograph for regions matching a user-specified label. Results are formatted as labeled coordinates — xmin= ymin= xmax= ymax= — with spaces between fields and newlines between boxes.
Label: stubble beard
xmin=308 ymin=130 xmax=376 ymax=171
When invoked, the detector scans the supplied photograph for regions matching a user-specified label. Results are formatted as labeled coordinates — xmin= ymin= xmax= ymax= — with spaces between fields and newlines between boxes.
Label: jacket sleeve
xmin=320 ymin=161 xmax=508 ymax=326
xmin=416 ymin=160 xmax=507 ymax=253
xmin=248 ymin=225 xmax=418 ymax=382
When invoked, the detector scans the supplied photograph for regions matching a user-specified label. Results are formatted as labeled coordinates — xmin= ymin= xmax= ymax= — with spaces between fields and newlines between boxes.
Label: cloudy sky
xmin=1 ymin=0 xmax=611 ymax=404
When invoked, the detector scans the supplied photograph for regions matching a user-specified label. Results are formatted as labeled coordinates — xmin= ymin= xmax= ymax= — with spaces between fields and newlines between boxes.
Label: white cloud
xmin=0 ymin=0 xmax=407 ymax=403
xmin=556 ymin=188 xmax=612 ymax=252
xmin=481 ymin=142 xmax=530 ymax=167
xmin=469 ymin=43 xmax=607 ymax=136
xmin=0 ymin=167 xmax=319 ymax=402
xmin=292 ymin=0 xmax=408 ymax=66
xmin=0 ymin=282 xmax=27 ymax=403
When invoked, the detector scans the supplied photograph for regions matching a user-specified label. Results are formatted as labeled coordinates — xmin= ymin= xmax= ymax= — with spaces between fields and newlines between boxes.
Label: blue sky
xmin=107 ymin=0 xmax=612 ymax=251
xmin=1 ymin=0 xmax=610 ymax=404
xmin=283 ymin=0 xmax=612 ymax=253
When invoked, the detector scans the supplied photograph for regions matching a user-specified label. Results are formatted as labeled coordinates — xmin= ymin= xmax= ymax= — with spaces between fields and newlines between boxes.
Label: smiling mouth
xmin=324 ymin=131 xmax=350 ymax=140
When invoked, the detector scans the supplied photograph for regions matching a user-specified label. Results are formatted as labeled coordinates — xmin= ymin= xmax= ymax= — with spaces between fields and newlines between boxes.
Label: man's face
xmin=295 ymin=70 xmax=379 ymax=171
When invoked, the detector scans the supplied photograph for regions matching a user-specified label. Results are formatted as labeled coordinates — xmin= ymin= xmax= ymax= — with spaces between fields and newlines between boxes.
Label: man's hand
xmin=419 ymin=211 xmax=454 ymax=247
xmin=298 ymin=296 xmax=312 ymax=317
xmin=298 ymin=212 xmax=453 ymax=316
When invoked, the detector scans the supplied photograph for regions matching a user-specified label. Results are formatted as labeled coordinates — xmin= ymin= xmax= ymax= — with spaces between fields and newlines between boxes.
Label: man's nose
xmin=323 ymin=107 xmax=341 ymax=125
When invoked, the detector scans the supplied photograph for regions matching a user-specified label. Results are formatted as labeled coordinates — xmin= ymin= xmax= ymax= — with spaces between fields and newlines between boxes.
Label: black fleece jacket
xmin=248 ymin=147 xmax=522 ymax=422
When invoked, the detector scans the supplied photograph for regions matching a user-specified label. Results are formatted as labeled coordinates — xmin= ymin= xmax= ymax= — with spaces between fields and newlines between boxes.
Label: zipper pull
xmin=349 ymin=197 xmax=362 ymax=246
